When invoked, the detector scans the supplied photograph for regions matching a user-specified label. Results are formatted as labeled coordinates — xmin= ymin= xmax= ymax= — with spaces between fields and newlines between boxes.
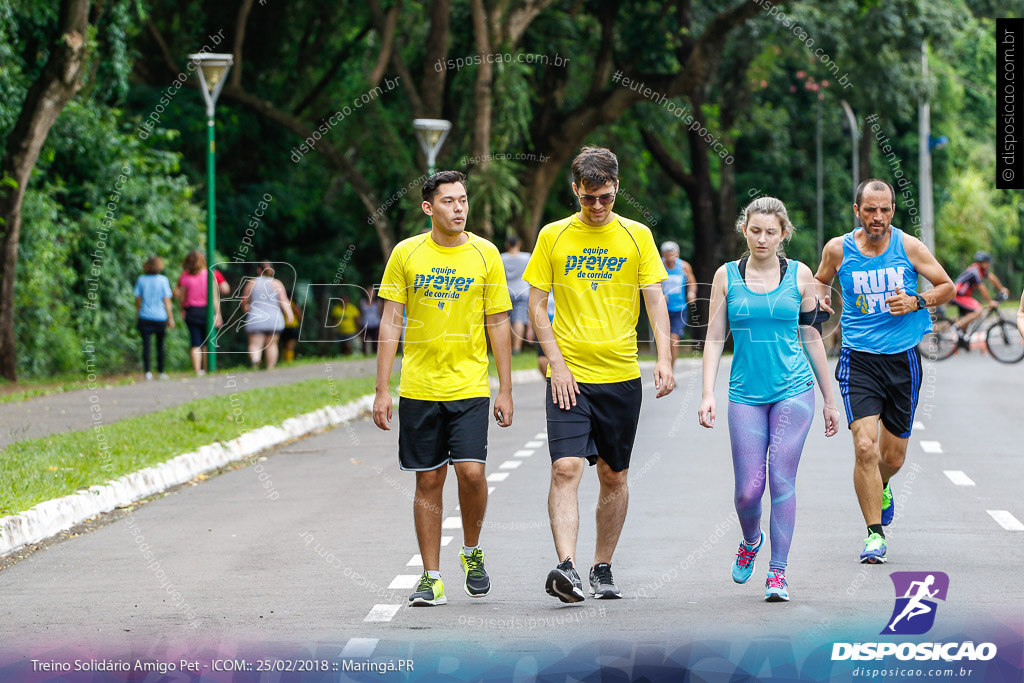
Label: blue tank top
xmin=837 ymin=227 xmax=932 ymax=354
xmin=726 ymin=259 xmax=815 ymax=404
xmin=662 ymin=260 xmax=687 ymax=312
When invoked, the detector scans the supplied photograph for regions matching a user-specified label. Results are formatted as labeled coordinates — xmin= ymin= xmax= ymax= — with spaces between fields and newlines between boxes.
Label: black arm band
xmin=799 ymin=306 xmax=830 ymax=334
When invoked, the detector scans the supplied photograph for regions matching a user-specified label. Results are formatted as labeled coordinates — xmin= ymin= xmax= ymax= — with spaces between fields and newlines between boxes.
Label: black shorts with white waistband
xmin=398 ymin=396 xmax=490 ymax=471
xmin=545 ymin=378 xmax=642 ymax=472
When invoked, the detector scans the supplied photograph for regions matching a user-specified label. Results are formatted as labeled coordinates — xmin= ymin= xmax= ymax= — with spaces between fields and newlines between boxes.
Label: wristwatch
xmin=915 ymin=294 xmax=927 ymax=310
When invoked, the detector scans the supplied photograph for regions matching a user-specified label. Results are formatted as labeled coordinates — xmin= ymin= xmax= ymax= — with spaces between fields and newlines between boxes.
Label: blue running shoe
xmin=764 ymin=568 xmax=789 ymax=602
xmin=731 ymin=530 xmax=764 ymax=584
xmin=860 ymin=533 xmax=887 ymax=564
xmin=881 ymin=483 xmax=894 ymax=526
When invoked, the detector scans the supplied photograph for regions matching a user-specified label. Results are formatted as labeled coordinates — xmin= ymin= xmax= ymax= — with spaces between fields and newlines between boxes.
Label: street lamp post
xmin=189 ymin=52 xmax=233 ymax=373
xmin=840 ymin=100 xmax=859 ymax=205
xmin=412 ymin=118 xmax=452 ymax=176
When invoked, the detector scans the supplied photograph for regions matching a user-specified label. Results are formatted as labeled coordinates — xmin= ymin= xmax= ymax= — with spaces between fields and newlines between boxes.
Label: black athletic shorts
xmin=545 ymin=378 xmax=642 ymax=472
xmin=183 ymin=306 xmax=208 ymax=348
xmin=398 ymin=396 xmax=489 ymax=471
xmin=836 ymin=347 xmax=922 ymax=439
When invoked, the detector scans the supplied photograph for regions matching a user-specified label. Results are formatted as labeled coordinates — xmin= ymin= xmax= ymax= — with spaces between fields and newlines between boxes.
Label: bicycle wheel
xmin=919 ymin=317 xmax=958 ymax=360
xmin=985 ymin=320 xmax=1024 ymax=363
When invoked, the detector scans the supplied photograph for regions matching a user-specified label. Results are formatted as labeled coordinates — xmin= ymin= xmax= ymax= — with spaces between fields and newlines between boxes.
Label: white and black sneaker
xmin=545 ymin=557 xmax=586 ymax=603
xmin=589 ymin=562 xmax=621 ymax=599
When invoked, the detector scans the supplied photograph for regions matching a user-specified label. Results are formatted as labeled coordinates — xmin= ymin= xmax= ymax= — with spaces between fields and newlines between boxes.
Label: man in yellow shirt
xmin=374 ymin=170 xmax=513 ymax=607
xmin=523 ymin=146 xmax=675 ymax=602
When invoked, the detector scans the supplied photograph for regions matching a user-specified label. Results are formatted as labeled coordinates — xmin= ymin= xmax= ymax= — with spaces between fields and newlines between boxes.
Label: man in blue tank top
xmin=660 ymin=241 xmax=697 ymax=367
xmin=815 ymin=179 xmax=954 ymax=564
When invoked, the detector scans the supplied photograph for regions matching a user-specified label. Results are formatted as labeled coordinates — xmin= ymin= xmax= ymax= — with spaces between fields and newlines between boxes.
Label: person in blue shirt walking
xmin=815 ymin=179 xmax=954 ymax=564
xmin=133 ymin=256 xmax=175 ymax=380
xmin=660 ymin=241 xmax=697 ymax=367
xmin=699 ymin=196 xmax=840 ymax=602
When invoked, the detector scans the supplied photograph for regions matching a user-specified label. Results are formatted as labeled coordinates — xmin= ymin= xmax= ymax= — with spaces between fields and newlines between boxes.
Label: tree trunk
xmin=0 ymin=0 xmax=91 ymax=382
xmin=470 ymin=0 xmax=494 ymax=239
xmin=420 ymin=0 xmax=451 ymax=118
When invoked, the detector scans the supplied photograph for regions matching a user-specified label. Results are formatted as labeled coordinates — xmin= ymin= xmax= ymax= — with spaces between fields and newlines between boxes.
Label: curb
xmin=0 ymin=370 xmax=545 ymax=557
xmin=0 ymin=395 xmax=374 ymax=557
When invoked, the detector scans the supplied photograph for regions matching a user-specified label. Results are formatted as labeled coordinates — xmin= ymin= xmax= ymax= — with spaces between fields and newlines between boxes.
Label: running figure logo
xmin=882 ymin=571 xmax=949 ymax=635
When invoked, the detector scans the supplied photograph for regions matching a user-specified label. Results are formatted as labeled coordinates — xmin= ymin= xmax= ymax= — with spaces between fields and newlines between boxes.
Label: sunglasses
xmin=578 ymin=191 xmax=616 ymax=207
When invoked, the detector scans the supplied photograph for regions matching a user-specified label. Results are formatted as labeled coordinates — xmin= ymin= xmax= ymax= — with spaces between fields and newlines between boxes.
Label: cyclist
xmin=951 ymin=252 xmax=1010 ymax=336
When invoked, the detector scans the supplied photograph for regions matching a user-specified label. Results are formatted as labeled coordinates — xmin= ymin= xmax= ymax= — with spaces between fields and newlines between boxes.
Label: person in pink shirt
xmin=176 ymin=250 xmax=224 ymax=375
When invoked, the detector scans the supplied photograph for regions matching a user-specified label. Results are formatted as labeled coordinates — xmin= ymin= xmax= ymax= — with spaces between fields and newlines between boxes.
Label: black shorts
xmin=183 ymin=306 xmax=207 ymax=348
xmin=546 ymin=378 xmax=642 ymax=472
xmin=280 ymin=326 xmax=299 ymax=343
xmin=836 ymin=347 xmax=922 ymax=438
xmin=398 ymin=397 xmax=489 ymax=471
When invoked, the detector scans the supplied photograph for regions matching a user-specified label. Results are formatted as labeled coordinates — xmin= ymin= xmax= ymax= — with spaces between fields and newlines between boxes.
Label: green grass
xmin=0 ymin=351 xmax=548 ymax=517
xmin=0 ymin=375 xmax=382 ymax=517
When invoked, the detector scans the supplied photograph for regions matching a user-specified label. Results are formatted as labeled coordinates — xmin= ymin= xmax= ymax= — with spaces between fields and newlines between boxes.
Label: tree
xmin=0 ymin=0 xmax=91 ymax=381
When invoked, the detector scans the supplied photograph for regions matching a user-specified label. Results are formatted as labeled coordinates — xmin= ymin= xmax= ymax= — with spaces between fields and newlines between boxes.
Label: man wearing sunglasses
xmin=523 ymin=146 xmax=675 ymax=602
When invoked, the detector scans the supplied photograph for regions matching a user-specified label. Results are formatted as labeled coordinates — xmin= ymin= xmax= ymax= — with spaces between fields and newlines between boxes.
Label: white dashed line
xmin=364 ymin=604 xmax=401 ymax=622
xmin=487 ymin=472 xmax=510 ymax=482
xmin=488 ymin=487 xmax=495 ymax=494
xmin=987 ymin=510 xmax=1024 ymax=531
xmin=534 ymin=432 xmax=547 ymax=440
xmin=943 ymin=470 xmax=975 ymax=486
xmin=407 ymin=554 xmax=423 ymax=566
xmin=387 ymin=575 xmax=421 ymax=590
xmin=919 ymin=441 xmax=943 ymax=453
xmin=913 ymin=420 xmax=925 ymax=431
xmin=441 ymin=536 xmax=453 ymax=546
xmin=524 ymin=440 xmax=544 ymax=448
xmin=499 ymin=460 xmax=522 ymax=470
xmin=341 ymin=638 xmax=379 ymax=658
xmin=514 ymin=449 xmax=535 ymax=457
xmin=442 ymin=517 xmax=462 ymax=529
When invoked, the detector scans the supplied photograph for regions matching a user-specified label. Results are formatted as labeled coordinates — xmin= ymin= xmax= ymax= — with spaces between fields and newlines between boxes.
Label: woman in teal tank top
xmin=698 ymin=197 xmax=840 ymax=602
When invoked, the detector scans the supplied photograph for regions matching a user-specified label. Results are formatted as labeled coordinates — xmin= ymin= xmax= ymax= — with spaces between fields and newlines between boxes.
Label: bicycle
xmin=918 ymin=292 xmax=1024 ymax=363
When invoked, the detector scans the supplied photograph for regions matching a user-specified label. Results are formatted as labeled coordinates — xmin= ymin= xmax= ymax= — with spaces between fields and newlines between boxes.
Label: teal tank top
xmin=726 ymin=259 xmax=815 ymax=404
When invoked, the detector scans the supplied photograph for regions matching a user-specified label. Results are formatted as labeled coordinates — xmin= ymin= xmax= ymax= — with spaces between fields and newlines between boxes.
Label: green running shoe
xmin=459 ymin=548 xmax=491 ymax=597
xmin=409 ymin=573 xmax=447 ymax=606
xmin=859 ymin=533 xmax=887 ymax=564
xmin=881 ymin=482 xmax=894 ymax=526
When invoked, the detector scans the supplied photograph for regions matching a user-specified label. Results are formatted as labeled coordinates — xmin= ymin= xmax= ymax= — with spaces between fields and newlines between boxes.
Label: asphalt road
xmin=0 ymin=353 xmax=1020 ymax=677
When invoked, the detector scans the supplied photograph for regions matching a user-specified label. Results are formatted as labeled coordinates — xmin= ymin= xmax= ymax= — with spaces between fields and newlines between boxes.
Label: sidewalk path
xmin=0 ymin=358 xmax=385 ymax=450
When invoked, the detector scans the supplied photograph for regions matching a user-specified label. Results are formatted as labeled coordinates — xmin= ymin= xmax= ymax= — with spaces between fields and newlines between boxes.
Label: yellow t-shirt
xmin=331 ymin=302 xmax=358 ymax=335
xmin=379 ymin=232 xmax=512 ymax=400
xmin=522 ymin=213 xmax=667 ymax=383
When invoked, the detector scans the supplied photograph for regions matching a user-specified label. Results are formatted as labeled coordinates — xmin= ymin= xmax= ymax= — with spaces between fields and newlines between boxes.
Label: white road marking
xmin=524 ymin=441 xmax=544 ymax=448
xmin=441 ymin=536 xmax=453 ymax=546
xmin=913 ymin=420 xmax=925 ymax=431
xmin=487 ymin=472 xmax=510 ymax=482
xmin=500 ymin=460 xmax=522 ymax=470
xmin=488 ymin=487 xmax=495 ymax=494
xmin=388 ymin=575 xmax=421 ymax=590
xmin=341 ymin=638 xmax=379 ymax=658
xmin=364 ymin=605 xmax=401 ymax=622
xmin=943 ymin=470 xmax=975 ymax=486
xmin=534 ymin=432 xmax=547 ymax=440
xmin=987 ymin=510 xmax=1024 ymax=531
xmin=919 ymin=441 xmax=943 ymax=453
xmin=514 ymin=449 xmax=535 ymax=457
xmin=442 ymin=517 xmax=462 ymax=529
xmin=407 ymin=554 xmax=423 ymax=566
